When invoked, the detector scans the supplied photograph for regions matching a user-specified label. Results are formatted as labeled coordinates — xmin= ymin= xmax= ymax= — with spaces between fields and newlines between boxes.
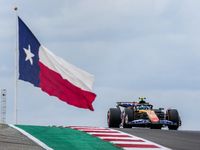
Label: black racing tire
xmin=122 ymin=108 xmax=134 ymax=128
xmin=107 ymin=108 xmax=121 ymax=128
xmin=167 ymin=109 xmax=180 ymax=130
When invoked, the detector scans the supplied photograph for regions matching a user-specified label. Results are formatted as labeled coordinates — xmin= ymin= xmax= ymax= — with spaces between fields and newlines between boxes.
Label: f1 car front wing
xmin=128 ymin=119 xmax=177 ymax=126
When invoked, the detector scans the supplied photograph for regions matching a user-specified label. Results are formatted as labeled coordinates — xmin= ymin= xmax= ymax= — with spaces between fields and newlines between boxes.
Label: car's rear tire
xmin=167 ymin=109 xmax=180 ymax=130
xmin=122 ymin=108 xmax=134 ymax=128
xmin=107 ymin=108 xmax=121 ymax=128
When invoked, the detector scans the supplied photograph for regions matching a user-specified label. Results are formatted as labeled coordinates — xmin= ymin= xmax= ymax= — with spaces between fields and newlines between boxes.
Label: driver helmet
xmin=139 ymin=105 xmax=146 ymax=110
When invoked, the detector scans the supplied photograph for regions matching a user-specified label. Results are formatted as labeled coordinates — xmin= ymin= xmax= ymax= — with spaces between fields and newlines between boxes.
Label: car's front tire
xmin=107 ymin=108 xmax=121 ymax=128
xmin=167 ymin=109 xmax=180 ymax=130
xmin=122 ymin=108 xmax=134 ymax=128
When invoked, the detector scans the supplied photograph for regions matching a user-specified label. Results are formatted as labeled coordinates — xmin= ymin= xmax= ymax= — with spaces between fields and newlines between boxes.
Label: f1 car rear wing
xmin=116 ymin=101 xmax=153 ymax=109
xmin=116 ymin=102 xmax=138 ymax=107
xmin=116 ymin=97 xmax=154 ymax=108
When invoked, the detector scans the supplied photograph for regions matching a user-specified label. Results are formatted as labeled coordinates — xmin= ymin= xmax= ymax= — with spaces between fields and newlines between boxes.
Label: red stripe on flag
xmin=103 ymin=139 xmax=144 ymax=142
xmin=39 ymin=62 xmax=96 ymax=111
xmin=92 ymin=134 xmax=132 ymax=138
xmin=115 ymin=143 xmax=160 ymax=148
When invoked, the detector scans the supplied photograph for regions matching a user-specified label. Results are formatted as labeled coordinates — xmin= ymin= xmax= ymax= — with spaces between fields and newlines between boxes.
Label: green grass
xmin=15 ymin=125 xmax=122 ymax=150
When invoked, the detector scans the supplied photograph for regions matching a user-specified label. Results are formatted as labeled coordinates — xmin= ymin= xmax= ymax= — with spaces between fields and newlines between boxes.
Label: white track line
xmin=109 ymin=128 xmax=171 ymax=150
xmin=68 ymin=126 xmax=171 ymax=150
xmin=9 ymin=124 xmax=53 ymax=150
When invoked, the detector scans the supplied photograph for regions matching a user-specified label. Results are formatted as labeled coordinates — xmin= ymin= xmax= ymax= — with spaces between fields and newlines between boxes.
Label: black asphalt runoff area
xmin=116 ymin=127 xmax=200 ymax=150
xmin=0 ymin=124 xmax=44 ymax=150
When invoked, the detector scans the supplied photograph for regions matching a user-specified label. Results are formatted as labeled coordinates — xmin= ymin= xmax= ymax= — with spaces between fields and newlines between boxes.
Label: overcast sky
xmin=1 ymin=0 xmax=200 ymax=130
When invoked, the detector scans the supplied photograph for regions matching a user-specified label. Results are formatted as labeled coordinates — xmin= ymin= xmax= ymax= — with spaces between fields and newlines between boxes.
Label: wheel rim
xmin=125 ymin=115 xmax=129 ymax=124
xmin=107 ymin=111 xmax=110 ymax=126
xmin=122 ymin=112 xmax=125 ymax=124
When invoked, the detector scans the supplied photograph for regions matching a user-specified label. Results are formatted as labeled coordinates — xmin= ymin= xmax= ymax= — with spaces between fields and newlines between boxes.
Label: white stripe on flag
xmin=39 ymin=45 xmax=95 ymax=92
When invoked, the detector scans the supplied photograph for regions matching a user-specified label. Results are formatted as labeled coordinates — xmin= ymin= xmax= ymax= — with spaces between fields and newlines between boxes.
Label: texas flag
xmin=18 ymin=17 xmax=96 ymax=111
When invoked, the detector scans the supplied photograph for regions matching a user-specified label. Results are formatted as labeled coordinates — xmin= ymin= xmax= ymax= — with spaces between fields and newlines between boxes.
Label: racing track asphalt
xmin=115 ymin=127 xmax=200 ymax=150
xmin=1 ymin=123 xmax=200 ymax=150
xmin=0 ymin=124 xmax=44 ymax=150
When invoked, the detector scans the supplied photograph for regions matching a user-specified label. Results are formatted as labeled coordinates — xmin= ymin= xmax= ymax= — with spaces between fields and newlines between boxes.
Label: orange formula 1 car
xmin=107 ymin=97 xmax=181 ymax=130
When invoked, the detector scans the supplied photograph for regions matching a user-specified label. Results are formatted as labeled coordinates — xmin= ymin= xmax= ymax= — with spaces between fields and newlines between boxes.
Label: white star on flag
xmin=23 ymin=45 xmax=35 ymax=65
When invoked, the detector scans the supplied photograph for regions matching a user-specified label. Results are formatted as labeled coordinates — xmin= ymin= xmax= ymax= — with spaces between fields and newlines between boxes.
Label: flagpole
xmin=14 ymin=7 xmax=18 ymax=124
